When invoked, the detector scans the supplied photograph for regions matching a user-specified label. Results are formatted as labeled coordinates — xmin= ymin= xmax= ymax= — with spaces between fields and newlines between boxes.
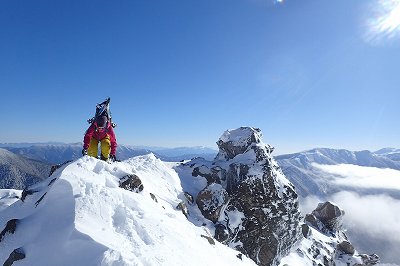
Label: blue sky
xmin=0 ymin=0 xmax=399 ymax=154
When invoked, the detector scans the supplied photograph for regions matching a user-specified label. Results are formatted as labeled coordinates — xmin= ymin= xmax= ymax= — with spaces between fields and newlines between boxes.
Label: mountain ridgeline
xmin=276 ymin=148 xmax=400 ymax=198
xmin=2 ymin=144 xmax=217 ymax=164
xmin=0 ymin=128 xmax=386 ymax=265
xmin=0 ymin=149 xmax=51 ymax=190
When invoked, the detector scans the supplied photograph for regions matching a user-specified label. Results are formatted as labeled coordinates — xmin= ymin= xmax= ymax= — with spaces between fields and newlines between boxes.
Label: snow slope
xmin=0 ymin=148 xmax=51 ymax=190
xmin=0 ymin=189 xmax=21 ymax=212
xmin=0 ymin=155 xmax=255 ymax=266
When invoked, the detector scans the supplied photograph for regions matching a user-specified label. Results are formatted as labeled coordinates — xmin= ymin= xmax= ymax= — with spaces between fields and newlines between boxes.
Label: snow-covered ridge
xmin=0 ymin=127 xmax=383 ymax=266
xmin=0 ymin=154 xmax=255 ymax=266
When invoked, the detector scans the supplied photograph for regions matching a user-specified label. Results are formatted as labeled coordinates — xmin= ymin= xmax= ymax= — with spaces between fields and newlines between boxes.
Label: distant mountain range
xmin=2 ymin=143 xmax=399 ymax=196
xmin=1 ymin=128 xmax=380 ymax=266
xmin=275 ymin=148 xmax=400 ymax=198
xmin=0 ymin=148 xmax=51 ymax=189
xmin=0 ymin=143 xmax=218 ymax=164
xmin=1 ymin=143 xmax=399 ymax=264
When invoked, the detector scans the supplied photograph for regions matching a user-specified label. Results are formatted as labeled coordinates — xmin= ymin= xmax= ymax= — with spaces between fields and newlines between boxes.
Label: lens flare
xmin=367 ymin=0 xmax=400 ymax=43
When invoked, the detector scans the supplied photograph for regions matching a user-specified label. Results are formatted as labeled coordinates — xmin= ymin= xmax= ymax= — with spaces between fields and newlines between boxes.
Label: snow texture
xmin=0 ymin=154 xmax=256 ymax=266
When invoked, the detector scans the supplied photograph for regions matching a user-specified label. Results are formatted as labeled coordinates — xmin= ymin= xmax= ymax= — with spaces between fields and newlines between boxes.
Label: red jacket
xmin=83 ymin=122 xmax=117 ymax=155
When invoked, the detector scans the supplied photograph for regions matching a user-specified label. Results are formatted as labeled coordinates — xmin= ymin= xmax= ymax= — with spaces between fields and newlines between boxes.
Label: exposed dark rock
xmin=48 ymin=178 xmax=57 ymax=186
xmin=201 ymin=234 xmax=215 ymax=245
xmin=149 ymin=193 xmax=158 ymax=203
xmin=184 ymin=192 xmax=194 ymax=204
xmin=215 ymin=127 xmax=263 ymax=160
xmin=49 ymin=160 xmax=73 ymax=177
xmin=119 ymin=174 xmax=143 ymax=193
xmin=0 ymin=219 xmax=18 ymax=242
xmin=182 ymin=127 xmax=302 ymax=266
xmin=3 ymin=247 xmax=25 ymax=266
xmin=196 ymin=184 xmax=228 ymax=223
xmin=337 ymin=241 xmax=355 ymax=255
xmin=35 ymin=192 xmax=47 ymax=207
xmin=225 ymin=163 xmax=249 ymax=194
xmin=214 ymin=223 xmax=229 ymax=243
xmin=359 ymin=254 xmax=380 ymax=265
xmin=305 ymin=214 xmax=325 ymax=233
xmin=312 ymin=202 xmax=344 ymax=232
xmin=192 ymin=165 xmax=223 ymax=185
xmin=176 ymin=201 xmax=189 ymax=218
xmin=20 ymin=188 xmax=38 ymax=202
xmin=237 ymin=253 xmax=243 ymax=260
xmin=222 ymin=170 xmax=301 ymax=266
xmin=303 ymin=203 xmax=380 ymax=266
xmin=301 ymin=223 xmax=311 ymax=238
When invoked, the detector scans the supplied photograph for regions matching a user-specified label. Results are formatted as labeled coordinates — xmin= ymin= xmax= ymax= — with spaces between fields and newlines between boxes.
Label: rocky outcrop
xmin=196 ymin=184 xmax=228 ymax=223
xmin=0 ymin=219 xmax=18 ymax=242
xmin=304 ymin=201 xmax=345 ymax=236
xmin=3 ymin=248 xmax=25 ymax=266
xmin=182 ymin=127 xmax=302 ymax=266
xmin=119 ymin=174 xmax=143 ymax=192
xmin=337 ymin=240 xmax=355 ymax=255
xmin=298 ymin=201 xmax=380 ymax=266
xmin=176 ymin=201 xmax=189 ymax=218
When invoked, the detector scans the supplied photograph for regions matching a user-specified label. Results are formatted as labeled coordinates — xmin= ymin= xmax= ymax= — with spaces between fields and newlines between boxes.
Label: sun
xmin=367 ymin=0 xmax=400 ymax=43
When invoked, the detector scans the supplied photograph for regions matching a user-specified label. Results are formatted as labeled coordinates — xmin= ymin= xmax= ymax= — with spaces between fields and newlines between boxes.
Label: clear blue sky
xmin=1 ymin=0 xmax=399 ymax=154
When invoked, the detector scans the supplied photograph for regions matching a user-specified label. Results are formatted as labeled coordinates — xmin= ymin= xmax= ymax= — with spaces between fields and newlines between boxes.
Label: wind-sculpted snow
xmin=0 ymin=155 xmax=256 ymax=266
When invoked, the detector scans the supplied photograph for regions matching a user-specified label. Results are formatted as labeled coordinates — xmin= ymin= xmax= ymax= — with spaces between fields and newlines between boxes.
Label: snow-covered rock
xmin=178 ymin=127 xmax=302 ymax=266
xmin=304 ymin=201 xmax=345 ymax=234
xmin=0 ymin=154 xmax=256 ymax=266
xmin=0 ymin=128 xmax=383 ymax=266
xmin=280 ymin=201 xmax=380 ymax=266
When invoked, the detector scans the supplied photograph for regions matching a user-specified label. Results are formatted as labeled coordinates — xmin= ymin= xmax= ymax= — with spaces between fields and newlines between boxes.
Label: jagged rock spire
xmin=185 ymin=127 xmax=302 ymax=266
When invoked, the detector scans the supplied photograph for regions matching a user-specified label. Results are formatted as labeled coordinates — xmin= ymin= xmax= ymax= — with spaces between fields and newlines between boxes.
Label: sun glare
xmin=367 ymin=0 xmax=400 ymax=43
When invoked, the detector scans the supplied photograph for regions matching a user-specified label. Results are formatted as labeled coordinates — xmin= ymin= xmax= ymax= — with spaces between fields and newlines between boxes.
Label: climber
xmin=82 ymin=98 xmax=117 ymax=161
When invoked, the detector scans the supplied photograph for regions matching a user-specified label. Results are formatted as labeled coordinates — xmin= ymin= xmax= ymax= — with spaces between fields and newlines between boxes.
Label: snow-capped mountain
xmin=0 ymin=148 xmax=51 ymax=190
xmin=2 ymin=144 xmax=217 ymax=164
xmin=4 ymin=144 xmax=153 ymax=164
xmin=0 ymin=128 xmax=380 ymax=266
xmin=275 ymin=148 xmax=400 ymax=198
xmin=374 ymin=148 xmax=400 ymax=162
xmin=276 ymin=148 xmax=400 ymax=265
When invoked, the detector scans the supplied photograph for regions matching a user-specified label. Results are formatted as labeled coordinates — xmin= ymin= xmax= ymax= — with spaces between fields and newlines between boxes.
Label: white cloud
xmin=331 ymin=191 xmax=400 ymax=242
xmin=301 ymin=191 xmax=400 ymax=264
xmin=312 ymin=163 xmax=400 ymax=190
xmin=298 ymin=195 xmax=322 ymax=216
xmin=330 ymin=191 xmax=400 ymax=264
xmin=365 ymin=0 xmax=400 ymax=43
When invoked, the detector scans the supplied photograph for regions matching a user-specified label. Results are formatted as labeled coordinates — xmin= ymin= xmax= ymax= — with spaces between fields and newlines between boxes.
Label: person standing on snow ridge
xmin=82 ymin=114 xmax=117 ymax=161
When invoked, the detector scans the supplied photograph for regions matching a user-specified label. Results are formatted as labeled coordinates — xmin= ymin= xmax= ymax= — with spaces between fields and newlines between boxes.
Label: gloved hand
xmin=109 ymin=154 xmax=116 ymax=162
xmin=82 ymin=149 xmax=88 ymax=156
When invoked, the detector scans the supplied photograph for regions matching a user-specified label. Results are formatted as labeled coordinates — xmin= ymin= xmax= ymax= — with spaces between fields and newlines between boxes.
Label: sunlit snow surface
xmin=0 ymin=155 xmax=256 ymax=266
